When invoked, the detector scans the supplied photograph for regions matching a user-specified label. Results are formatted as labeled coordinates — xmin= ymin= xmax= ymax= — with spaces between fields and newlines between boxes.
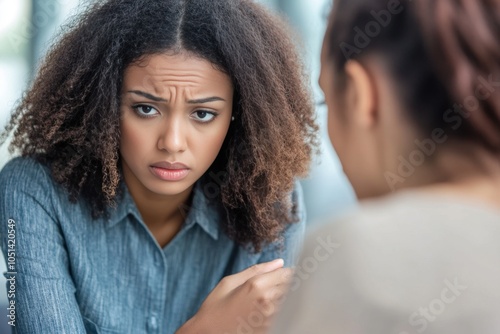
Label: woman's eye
xmin=191 ymin=110 xmax=217 ymax=123
xmin=133 ymin=105 xmax=158 ymax=117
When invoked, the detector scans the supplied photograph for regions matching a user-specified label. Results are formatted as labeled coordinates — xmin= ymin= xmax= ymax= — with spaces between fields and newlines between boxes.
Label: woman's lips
xmin=149 ymin=165 xmax=190 ymax=181
xmin=149 ymin=167 xmax=189 ymax=181
xmin=151 ymin=161 xmax=189 ymax=169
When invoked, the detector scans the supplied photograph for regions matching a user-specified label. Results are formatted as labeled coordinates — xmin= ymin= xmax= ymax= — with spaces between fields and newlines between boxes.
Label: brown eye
xmin=197 ymin=111 xmax=208 ymax=118
xmin=191 ymin=110 xmax=217 ymax=123
xmin=132 ymin=105 xmax=159 ymax=118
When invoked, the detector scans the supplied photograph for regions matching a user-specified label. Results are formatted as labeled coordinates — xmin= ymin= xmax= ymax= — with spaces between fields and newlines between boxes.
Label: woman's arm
xmin=0 ymin=158 xmax=86 ymax=333
xmin=176 ymin=181 xmax=306 ymax=334
xmin=176 ymin=259 xmax=292 ymax=334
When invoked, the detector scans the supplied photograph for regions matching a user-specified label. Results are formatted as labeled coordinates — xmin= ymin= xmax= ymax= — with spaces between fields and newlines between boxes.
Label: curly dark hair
xmin=0 ymin=0 xmax=318 ymax=252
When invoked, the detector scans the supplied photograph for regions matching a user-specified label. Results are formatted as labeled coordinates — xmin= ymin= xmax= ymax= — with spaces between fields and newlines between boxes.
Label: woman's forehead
xmin=122 ymin=53 xmax=234 ymax=96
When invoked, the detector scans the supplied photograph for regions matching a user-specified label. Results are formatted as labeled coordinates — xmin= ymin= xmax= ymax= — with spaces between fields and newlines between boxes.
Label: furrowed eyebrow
xmin=187 ymin=97 xmax=226 ymax=104
xmin=127 ymin=90 xmax=167 ymax=102
xmin=127 ymin=91 xmax=225 ymax=104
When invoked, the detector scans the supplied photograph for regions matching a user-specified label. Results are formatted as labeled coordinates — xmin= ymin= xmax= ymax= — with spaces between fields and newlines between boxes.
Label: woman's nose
xmin=157 ymin=116 xmax=187 ymax=153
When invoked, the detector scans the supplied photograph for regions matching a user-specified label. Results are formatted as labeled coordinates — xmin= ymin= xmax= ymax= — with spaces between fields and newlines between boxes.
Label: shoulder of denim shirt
xmin=254 ymin=180 xmax=307 ymax=266
xmin=284 ymin=180 xmax=307 ymax=263
xmin=0 ymin=156 xmax=135 ymax=227
xmin=0 ymin=156 xmax=61 ymax=219
xmin=197 ymin=180 xmax=306 ymax=243
xmin=0 ymin=156 xmax=55 ymax=191
xmin=291 ymin=179 xmax=306 ymax=225
xmin=283 ymin=180 xmax=307 ymax=234
xmin=282 ymin=180 xmax=307 ymax=246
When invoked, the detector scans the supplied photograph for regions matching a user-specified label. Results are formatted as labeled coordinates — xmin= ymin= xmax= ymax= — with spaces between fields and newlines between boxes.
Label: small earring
xmin=231 ymin=116 xmax=235 ymax=121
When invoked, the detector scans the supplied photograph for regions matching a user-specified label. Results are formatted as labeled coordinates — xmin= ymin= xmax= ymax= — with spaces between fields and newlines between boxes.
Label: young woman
xmin=0 ymin=0 xmax=318 ymax=333
xmin=272 ymin=0 xmax=500 ymax=333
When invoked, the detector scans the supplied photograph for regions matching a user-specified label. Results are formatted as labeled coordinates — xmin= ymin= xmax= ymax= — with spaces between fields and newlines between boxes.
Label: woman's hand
xmin=176 ymin=258 xmax=293 ymax=334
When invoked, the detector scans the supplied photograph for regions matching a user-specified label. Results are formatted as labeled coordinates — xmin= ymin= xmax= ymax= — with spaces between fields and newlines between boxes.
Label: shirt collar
xmin=106 ymin=178 xmax=221 ymax=240
xmin=182 ymin=181 xmax=221 ymax=240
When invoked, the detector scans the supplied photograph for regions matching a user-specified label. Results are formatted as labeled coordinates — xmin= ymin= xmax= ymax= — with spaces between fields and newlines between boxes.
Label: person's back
xmin=271 ymin=0 xmax=500 ymax=332
xmin=274 ymin=191 xmax=500 ymax=333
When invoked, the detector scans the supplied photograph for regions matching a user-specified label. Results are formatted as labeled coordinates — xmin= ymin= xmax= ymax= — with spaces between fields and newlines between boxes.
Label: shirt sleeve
xmin=257 ymin=180 xmax=307 ymax=267
xmin=0 ymin=158 xmax=86 ymax=334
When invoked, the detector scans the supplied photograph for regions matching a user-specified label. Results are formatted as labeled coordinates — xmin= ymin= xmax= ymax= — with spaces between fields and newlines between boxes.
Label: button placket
xmin=154 ymin=251 xmax=163 ymax=266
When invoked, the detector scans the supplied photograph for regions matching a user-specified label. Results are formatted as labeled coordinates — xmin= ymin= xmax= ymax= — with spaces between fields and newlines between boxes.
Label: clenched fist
xmin=176 ymin=259 xmax=293 ymax=334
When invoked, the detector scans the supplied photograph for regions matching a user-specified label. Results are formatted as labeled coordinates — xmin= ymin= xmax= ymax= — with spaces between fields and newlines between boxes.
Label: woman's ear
xmin=344 ymin=60 xmax=378 ymax=129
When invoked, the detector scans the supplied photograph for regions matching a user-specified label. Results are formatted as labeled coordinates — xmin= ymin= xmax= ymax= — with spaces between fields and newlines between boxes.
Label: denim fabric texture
xmin=0 ymin=157 xmax=306 ymax=334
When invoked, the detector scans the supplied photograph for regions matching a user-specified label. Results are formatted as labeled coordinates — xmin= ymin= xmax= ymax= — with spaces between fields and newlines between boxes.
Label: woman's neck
xmin=121 ymin=163 xmax=194 ymax=247
xmin=402 ymin=142 xmax=500 ymax=209
xmin=130 ymin=184 xmax=193 ymax=228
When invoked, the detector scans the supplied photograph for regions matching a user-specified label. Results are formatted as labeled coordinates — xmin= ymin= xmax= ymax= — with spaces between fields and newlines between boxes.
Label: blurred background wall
xmin=258 ymin=0 xmax=356 ymax=224
xmin=0 ymin=1 xmax=355 ymax=331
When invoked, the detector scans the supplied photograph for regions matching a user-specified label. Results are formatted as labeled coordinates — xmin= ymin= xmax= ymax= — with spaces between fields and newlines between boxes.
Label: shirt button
xmin=147 ymin=315 xmax=158 ymax=331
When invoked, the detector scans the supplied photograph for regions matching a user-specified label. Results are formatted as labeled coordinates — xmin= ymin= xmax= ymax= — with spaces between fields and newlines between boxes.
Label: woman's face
xmin=119 ymin=52 xmax=233 ymax=198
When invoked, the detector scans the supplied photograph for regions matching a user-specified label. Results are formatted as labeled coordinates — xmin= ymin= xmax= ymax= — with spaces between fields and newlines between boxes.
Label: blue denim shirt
xmin=0 ymin=157 xmax=306 ymax=334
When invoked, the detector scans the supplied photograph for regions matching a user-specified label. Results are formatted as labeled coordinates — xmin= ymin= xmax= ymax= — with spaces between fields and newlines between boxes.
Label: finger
xmin=269 ymin=281 xmax=291 ymax=303
xmin=238 ymin=267 xmax=293 ymax=298
xmin=247 ymin=267 xmax=294 ymax=287
xmin=221 ymin=259 xmax=285 ymax=290
xmin=244 ymin=275 xmax=292 ymax=317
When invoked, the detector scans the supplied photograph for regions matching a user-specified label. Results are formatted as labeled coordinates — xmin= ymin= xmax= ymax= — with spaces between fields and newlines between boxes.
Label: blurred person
xmin=0 ymin=0 xmax=319 ymax=333
xmin=271 ymin=0 xmax=500 ymax=333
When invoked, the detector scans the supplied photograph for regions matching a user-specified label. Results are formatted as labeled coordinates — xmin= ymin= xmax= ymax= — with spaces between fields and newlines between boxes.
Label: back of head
xmin=327 ymin=0 xmax=500 ymax=152
xmin=313 ymin=1 xmax=500 ymax=332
